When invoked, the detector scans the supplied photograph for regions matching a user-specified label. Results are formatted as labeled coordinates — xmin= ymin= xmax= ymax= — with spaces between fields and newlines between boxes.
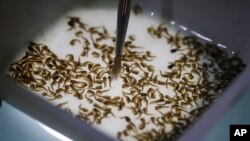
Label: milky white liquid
xmin=14 ymin=8 xmax=213 ymax=141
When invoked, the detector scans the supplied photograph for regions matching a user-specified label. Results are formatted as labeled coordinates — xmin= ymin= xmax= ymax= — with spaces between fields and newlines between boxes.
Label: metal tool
xmin=111 ymin=0 xmax=132 ymax=79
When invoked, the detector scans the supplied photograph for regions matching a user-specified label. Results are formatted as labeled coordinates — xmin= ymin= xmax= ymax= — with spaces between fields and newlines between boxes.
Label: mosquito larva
xmin=168 ymin=63 xmax=175 ymax=69
xmin=36 ymin=79 xmax=46 ymax=85
xmin=157 ymin=80 xmax=165 ymax=85
xmin=66 ymin=54 xmax=74 ymax=61
xmin=79 ymin=104 xmax=89 ymax=113
xmin=55 ymin=88 xmax=64 ymax=93
xmin=70 ymin=39 xmax=81 ymax=46
xmin=92 ymin=51 xmax=100 ymax=58
xmin=142 ymin=107 xmax=152 ymax=115
xmin=140 ymin=61 xmax=148 ymax=68
xmin=147 ymin=65 xmax=155 ymax=72
xmin=170 ymin=48 xmax=178 ymax=53
xmin=129 ymin=35 xmax=136 ymax=41
xmin=56 ymin=101 xmax=68 ymax=108
xmin=123 ymin=94 xmax=131 ymax=103
xmin=75 ymin=31 xmax=83 ymax=37
xmin=108 ymin=76 xmax=112 ymax=87
xmin=132 ymin=4 xmax=143 ymax=15
xmin=150 ymin=98 xmax=165 ymax=104
xmin=131 ymin=69 xmax=139 ymax=75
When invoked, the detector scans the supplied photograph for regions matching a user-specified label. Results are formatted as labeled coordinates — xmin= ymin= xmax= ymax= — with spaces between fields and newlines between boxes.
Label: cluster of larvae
xmin=9 ymin=7 xmax=246 ymax=141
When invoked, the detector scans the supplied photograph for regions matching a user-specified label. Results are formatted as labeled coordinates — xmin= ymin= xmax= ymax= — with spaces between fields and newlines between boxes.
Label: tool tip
xmin=111 ymin=55 xmax=122 ymax=79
